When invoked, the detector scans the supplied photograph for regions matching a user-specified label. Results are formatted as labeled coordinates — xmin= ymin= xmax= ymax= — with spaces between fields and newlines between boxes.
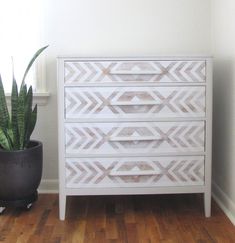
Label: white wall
xmin=212 ymin=0 xmax=235 ymax=223
xmin=33 ymin=0 xmax=212 ymax=189
xmin=42 ymin=0 xmax=211 ymax=56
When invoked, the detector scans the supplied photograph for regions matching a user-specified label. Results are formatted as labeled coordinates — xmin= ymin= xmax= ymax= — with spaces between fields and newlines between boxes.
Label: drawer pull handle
xmin=109 ymin=170 xmax=159 ymax=176
xmin=109 ymin=70 xmax=162 ymax=75
xmin=109 ymin=101 xmax=160 ymax=106
xmin=109 ymin=136 xmax=159 ymax=142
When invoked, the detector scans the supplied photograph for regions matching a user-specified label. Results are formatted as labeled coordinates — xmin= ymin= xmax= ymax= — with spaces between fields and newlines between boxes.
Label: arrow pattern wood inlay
xmin=64 ymin=61 xmax=206 ymax=83
xmin=65 ymin=156 xmax=204 ymax=187
xmin=65 ymin=86 xmax=206 ymax=119
xmin=65 ymin=122 xmax=205 ymax=155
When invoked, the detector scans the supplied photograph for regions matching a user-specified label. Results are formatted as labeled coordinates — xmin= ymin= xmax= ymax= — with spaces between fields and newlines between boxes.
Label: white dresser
xmin=57 ymin=57 xmax=212 ymax=220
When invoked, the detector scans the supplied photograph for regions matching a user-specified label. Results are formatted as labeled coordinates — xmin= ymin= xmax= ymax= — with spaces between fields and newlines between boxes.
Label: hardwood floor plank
xmin=71 ymin=220 xmax=86 ymax=243
xmin=0 ymin=194 xmax=234 ymax=243
xmin=125 ymin=223 xmax=139 ymax=243
xmin=105 ymin=218 xmax=118 ymax=240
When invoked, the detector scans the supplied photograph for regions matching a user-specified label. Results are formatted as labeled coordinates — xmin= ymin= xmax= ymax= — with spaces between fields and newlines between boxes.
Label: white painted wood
xmin=204 ymin=58 xmax=213 ymax=217
xmin=63 ymin=82 xmax=207 ymax=87
xmin=6 ymin=92 xmax=50 ymax=106
xmin=58 ymin=56 xmax=212 ymax=61
xmin=108 ymin=136 xmax=160 ymax=142
xmin=65 ymin=186 xmax=206 ymax=196
xmin=110 ymin=101 xmax=161 ymax=106
xmin=57 ymin=58 xmax=67 ymax=220
xmin=57 ymin=57 xmax=212 ymax=220
xmin=204 ymin=191 xmax=211 ymax=217
xmin=109 ymin=170 xmax=160 ymax=176
xmin=212 ymin=181 xmax=235 ymax=225
xmin=59 ymin=193 xmax=66 ymax=220
xmin=38 ymin=179 xmax=58 ymax=193
xmin=65 ymin=151 xmax=207 ymax=158
xmin=109 ymin=70 xmax=162 ymax=75
xmin=64 ymin=117 xmax=207 ymax=123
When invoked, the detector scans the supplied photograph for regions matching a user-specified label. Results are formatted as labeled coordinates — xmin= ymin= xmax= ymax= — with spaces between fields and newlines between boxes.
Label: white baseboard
xmin=212 ymin=181 xmax=235 ymax=225
xmin=38 ymin=179 xmax=59 ymax=194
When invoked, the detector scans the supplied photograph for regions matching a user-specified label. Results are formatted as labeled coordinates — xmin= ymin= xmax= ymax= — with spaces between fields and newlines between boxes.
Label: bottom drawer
xmin=65 ymin=156 xmax=205 ymax=188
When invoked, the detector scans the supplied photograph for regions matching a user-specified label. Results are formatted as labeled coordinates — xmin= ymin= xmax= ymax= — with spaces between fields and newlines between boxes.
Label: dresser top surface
xmin=57 ymin=56 xmax=213 ymax=61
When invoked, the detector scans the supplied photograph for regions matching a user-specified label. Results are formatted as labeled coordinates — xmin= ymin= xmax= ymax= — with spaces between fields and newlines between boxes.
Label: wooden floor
xmin=0 ymin=194 xmax=234 ymax=243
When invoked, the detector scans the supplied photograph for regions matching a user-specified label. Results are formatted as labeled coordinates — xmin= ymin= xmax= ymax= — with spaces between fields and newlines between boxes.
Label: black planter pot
xmin=0 ymin=140 xmax=43 ymax=208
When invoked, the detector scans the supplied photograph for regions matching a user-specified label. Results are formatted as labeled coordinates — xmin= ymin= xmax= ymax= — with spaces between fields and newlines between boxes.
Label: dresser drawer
xmin=65 ymin=121 xmax=205 ymax=155
xmin=64 ymin=60 xmax=206 ymax=84
xmin=65 ymin=156 xmax=205 ymax=188
xmin=65 ymin=86 xmax=206 ymax=119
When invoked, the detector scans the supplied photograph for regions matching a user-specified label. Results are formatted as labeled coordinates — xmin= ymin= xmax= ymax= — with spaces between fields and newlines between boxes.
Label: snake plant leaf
xmin=24 ymin=104 xmax=37 ymax=148
xmin=6 ymin=128 xmax=14 ymax=149
xmin=23 ymin=86 xmax=33 ymax=147
xmin=26 ymin=86 xmax=33 ymax=111
xmin=0 ymin=127 xmax=11 ymax=150
xmin=17 ymin=84 xmax=27 ymax=149
xmin=11 ymin=76 xmax=19 ymax=149
xmin=29 ymin=104 xmax=37 ymax=136
xmin=0 ymin=75 xmax=10 ymax=130
xmin=0 ymin=46 xmax=48 ymax=150
xmin=21 ymin=45 xmax=49 ymax=85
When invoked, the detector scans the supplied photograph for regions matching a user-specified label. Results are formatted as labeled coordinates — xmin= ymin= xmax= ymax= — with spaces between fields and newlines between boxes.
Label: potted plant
xmin=0 ymin=46 xmax=48 ymax=213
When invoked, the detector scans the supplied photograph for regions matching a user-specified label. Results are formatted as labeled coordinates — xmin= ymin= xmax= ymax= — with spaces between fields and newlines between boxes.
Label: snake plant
xmin=0 ymin=46 xmax=48 ymax=151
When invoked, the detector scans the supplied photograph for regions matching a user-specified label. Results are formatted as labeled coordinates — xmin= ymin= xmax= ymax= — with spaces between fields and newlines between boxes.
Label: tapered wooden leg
xmin=59 ymin=194 xmax=66 ymax=220
xmin=204 ymin=191 xmax=211 ymax=217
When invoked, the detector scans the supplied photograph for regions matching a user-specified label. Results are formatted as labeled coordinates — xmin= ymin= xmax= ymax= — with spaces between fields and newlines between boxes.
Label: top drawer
xmin=64 ymin=60 xmax=206 ymax=84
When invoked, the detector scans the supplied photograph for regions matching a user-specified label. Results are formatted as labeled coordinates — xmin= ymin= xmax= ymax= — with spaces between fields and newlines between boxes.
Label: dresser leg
xmin=204 ymin=192 xmax=211 ymax=217
xmin=59 ymin=194 xmax=66 ymax=220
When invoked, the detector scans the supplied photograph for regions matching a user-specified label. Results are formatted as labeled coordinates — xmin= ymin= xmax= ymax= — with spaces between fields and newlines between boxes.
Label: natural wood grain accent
xmin=0 ymin=194 xmax=234 ymax=243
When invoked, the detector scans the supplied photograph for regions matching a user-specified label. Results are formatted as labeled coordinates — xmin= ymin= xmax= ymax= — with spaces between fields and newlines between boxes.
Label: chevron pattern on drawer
xmin=65 ymin=156 xmax=204 ymax=188
xmin=65 ymin=86 xmax=206 ymax=119
xmin=65 ymin=122 xmax=205 ymax=155
xmin=64 ymin=61 xmax=206 ymax=83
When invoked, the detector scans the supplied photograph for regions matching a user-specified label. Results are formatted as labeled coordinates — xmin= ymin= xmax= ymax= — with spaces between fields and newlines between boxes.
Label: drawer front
xmin=65 ymin=121 xmax=205 ymax=155
xmin=64 ymin=61 xmax=206 ymax=84
xmin=65 ymin=86 xmax=206 ymax=119
xmin=65 ymin=156 xmax=205 ymax=188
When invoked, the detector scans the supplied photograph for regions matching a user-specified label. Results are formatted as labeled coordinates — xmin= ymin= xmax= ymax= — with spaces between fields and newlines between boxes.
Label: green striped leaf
xmin=0 ymin=75 xmax=10 ymax=130
xmin=17 ymin=84 xmax=27 ymax=149
xmin=11 ymin=77 xmax=19 ymax=149
xmin=24 ymin=104 xmax=37 ymax=148
xmin=6 ymin=128 xmax=14 ymax=149
xmin=0 ymin=128 xmax=11 ymax=150
xmin=21 ymin=45 xmax=49 ymax=85
xmin=24 ymin=86 xmax=33 ymax=147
